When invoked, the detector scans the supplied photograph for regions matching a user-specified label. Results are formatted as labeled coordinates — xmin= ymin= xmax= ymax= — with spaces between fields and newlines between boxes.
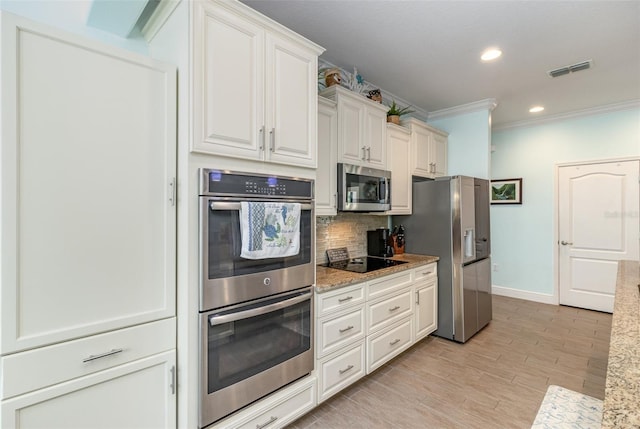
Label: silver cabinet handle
xmin=389 ymin=305 xmax=400 ymax=312
xmin=339 ymin=325 xmax=354 ymax=333
xmin=561 ymin=241 xmax=574 ymax=245
xmin=339 ymin=364 xmax=354 ymax=374
xmin=82 ymin=348 xmax=123 ymax=363
xmin=269 ymin=128 xmax=275 ymax=152
xmin=170 ymin=366 xmax=176 ymax=395
xmin=366 ymin=146 xmax=371 ymax=161
xmin=259 ymin=125 xmax=265 ymax=151
xmin=361 ymin=146 xmax=367 ymax=160
xmin=169 ymin=177 xmax=176 ymax=206
xmin=390 ymin=339 xmax=401 ymax=346
xmin=338 ymin=296 xmax=353 ymax=303
xmin=416 ymin=291 xmax=420 ymax=305
xmin=256 ymin=416 xmax=278 ymax=429
xmin=422 ymin=271 xmax=432 ymax=276
xmin=333 ymin=193 xmax=337 ymax=209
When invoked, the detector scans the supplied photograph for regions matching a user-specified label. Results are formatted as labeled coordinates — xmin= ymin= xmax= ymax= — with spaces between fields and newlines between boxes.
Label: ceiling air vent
xmin=548 ymin=60 xmax=593 ymax=78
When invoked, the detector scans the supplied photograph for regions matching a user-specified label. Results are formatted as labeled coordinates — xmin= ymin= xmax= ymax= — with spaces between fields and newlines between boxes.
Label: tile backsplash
xmin=316 ymin=213 xmax=389 ymax=264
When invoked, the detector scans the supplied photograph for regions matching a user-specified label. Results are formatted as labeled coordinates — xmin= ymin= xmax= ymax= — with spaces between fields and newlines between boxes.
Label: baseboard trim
xmin=492 ymin=285 xmax=557 ymax=305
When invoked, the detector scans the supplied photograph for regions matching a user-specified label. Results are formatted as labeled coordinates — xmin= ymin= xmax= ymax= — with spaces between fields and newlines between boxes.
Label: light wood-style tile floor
xmin=287 ymin=295 xmax=612 ymax=429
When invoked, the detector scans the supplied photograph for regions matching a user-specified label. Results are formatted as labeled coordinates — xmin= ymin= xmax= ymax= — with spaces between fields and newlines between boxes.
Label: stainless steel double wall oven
xmin=198 ymin=169 xmax=315 ymax=428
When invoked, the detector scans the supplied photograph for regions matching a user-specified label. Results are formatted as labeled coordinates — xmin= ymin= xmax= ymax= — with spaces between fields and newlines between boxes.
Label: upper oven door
xmin=199 ymin=199 xmax=314 ymax=311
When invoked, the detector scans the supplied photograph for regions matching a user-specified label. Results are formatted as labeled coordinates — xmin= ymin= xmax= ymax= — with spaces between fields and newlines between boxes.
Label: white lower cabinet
xmin=318 ymin=342 xmax=366 ymax=403
xmin=366 ymin=317 xmax=413 ymax=373
xmin=315 ymin=263 xmax=438 ymax=403
xmin=1 ymin=350 xmax=176 ymax=429
xmin=216 ymin=376 xmax=316 ymax=429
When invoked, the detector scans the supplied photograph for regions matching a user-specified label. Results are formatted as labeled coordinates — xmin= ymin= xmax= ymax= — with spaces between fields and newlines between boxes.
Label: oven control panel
xmin=200 ymin=169 xmax=313 ymax=199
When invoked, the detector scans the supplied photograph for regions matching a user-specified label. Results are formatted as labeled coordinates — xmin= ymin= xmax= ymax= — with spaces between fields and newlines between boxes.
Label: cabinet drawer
xmin=367 ymin=318 xmax=413 ymax=373
xmin=367 ymin=270 xmax=413 ymax=301
xmin=367 ymin=289 xmax=413 ymax=334
xmin=413 ymin=263 xmax=437 ymax=282
xmin=232 ymin=377 xmax=316 ymax=429
xmin=318 ymin=342 xmax=365 ymax=403
xmin=317 ymin=306 xmax=365 ymax=358
xmin=1 ymin=318 xmax=175 ymax=399
xmin=316 ymin=283 xmax=365 ymax=317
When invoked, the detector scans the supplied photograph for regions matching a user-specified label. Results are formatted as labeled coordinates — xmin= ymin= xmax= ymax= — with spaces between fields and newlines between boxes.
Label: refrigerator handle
xmin=464 ymin=228 xmax=475 ymax=259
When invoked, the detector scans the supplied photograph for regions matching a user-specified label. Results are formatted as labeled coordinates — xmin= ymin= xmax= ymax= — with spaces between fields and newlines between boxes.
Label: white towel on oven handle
xmin=240 ymin=201 xmax=301 ymax=259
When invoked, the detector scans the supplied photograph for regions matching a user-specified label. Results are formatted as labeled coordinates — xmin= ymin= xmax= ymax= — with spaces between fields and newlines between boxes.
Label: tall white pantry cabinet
xmin=0 ymin=13 xmax=177 ymax=428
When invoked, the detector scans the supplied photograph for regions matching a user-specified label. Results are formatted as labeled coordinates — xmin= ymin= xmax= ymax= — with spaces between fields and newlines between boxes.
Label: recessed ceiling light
xmin=529 ymin=106 xmax=545 ymax=113
xmin=481 ymin=48 xmax=502 ymax=61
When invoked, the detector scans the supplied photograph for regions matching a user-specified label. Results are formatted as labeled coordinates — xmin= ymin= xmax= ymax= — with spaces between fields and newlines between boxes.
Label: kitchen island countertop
xmin=602 ymin=260 xmax=640 ymax=428
xmin=315 ymin=253 xmax=439 ymax=293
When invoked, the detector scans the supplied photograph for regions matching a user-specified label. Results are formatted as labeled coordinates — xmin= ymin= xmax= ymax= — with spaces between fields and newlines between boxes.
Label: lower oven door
xmin=199 ymin=287 xmax=314 ymax=428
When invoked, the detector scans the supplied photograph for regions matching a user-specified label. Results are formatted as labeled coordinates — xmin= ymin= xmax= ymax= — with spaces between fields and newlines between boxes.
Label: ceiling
xmin=241 ymin=0 xmax=640 ymax=128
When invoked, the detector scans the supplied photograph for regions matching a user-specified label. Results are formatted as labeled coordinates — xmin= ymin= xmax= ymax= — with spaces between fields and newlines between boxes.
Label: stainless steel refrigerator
xmin=394 ymin=176 xmax=492 ymax=343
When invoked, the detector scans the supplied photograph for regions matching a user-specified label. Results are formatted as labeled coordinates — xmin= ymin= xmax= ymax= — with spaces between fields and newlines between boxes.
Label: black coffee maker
xmin=367 ymin=228 xmax=394 ymax=258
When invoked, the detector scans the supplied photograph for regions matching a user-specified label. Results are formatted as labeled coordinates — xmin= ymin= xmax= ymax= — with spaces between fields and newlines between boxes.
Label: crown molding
xmin=427 ymin=99 xmax=498 ymax=121
xmin=493 ymin=99 xmax=640 ymax=132
xmin=141 ymin=0 xmax=181 ymax=43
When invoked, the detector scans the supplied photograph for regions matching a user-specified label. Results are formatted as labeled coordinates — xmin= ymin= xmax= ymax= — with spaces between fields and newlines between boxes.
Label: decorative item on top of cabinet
xmin=386 ymin=124 xmax=412 ymax=215
xmin=319 ymin=85 xmax=388 ymax=169
xmin=191 ymin=0 xmax=325 ymax=167
xmin=404 ymin=118 xmax=448 ymax=178
xmin=316 ymin=97 xmax=338 ymax=216
xmin=386 ymin=100 xmax=414 ymax=125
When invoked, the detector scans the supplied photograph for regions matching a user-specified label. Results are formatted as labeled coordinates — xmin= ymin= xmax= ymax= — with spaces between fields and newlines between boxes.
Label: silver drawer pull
xmin=338 ymin=295 xmax=353 ymax=303
xmin=389 ymin=339 xmax=401 ymax=346
xmin=256 ymin=416 xmax=278 ymax=429
xmin=389 ymin=305 xmax=401 ymax=312
xmin=82 ymin=348 xmax=123 ymax=363
xmin=339 ymin=325 xmax=354 ymax=333
xmin=422 ymin=271 xmax=433 ymax=275
xmin=339 ymin=364 xmax=354 ymax=374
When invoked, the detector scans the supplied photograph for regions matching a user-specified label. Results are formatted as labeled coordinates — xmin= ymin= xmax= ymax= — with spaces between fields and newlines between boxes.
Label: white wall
xmin=490 ymin=107 xmax=640 ymax=301
xmin=429 ymin=109 xmax=492 ymax=179
xmin=0 ymin=0 xmax=149 ymax=54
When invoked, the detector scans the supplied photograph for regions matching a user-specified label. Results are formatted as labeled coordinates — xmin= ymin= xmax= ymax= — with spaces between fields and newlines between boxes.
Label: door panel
xmin=558 ymin=160 xmax=639 ymax=312
xmin=476 ymin=258 xmax=492 ymax=330
xmin=461 ymin=263 xmax=478 ymax=342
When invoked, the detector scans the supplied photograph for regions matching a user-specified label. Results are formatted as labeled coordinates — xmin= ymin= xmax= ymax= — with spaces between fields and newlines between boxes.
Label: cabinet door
xmin=337 ymin=96 xmax=365 ymax=165
xmin=411 ymin=125 xmax=432 ymax=178
xmin=386 ymin=125 xmax=411 ymax=214
xmin=1 ymin=351 xmax=176 ymax=429
xmin=0 ymin=14 xmax=176 ymax=353
xmin=265 ymin=33 xmax=318 ymax=167
xmin=432 ymin=132 xmax=448 ymax=177
xmin=363 ymin=106 xmax=387 ymax=169
xmin=316 ymin=99 xmax=338 ymax=215
xmin=415 ymin=280 xmax=437 ymax=341
xmin=192 ymin=1 xmax=265 ymax=159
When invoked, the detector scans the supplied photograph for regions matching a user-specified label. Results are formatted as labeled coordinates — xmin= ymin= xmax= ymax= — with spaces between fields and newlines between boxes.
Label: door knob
xmin=560 ymin=240 xmax=573 ymax=245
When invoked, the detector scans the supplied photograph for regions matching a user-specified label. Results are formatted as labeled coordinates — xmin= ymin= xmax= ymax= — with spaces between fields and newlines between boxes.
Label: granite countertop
xmin=315 ymin=253 xmax=439 ymax=293
xmin=602 ymin=260 xmax=640 ymax=428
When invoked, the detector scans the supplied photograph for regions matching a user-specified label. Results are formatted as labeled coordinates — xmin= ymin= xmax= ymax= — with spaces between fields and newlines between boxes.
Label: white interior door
xmin=558 ymin=160 xmax=639 ymax=312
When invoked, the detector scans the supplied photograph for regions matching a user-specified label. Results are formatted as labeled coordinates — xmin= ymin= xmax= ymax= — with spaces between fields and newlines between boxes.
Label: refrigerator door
xmin=460 ymin=262 xmax=478 ymax=342
xmin=476 ymin=257 xmax=493 ymax=330
xmin=458 ymin=177 xmax=477 ymax=264
xmin=474 ymin=178 xmax=491 ymax=260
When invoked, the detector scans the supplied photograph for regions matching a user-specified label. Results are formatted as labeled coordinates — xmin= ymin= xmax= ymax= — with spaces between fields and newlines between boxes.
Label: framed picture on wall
xmin=490 ymin=178 xmax=522 ymax=204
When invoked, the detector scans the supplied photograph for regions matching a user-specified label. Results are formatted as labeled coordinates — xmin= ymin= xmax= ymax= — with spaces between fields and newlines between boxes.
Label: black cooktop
xmin=323 ymin=256 xmax=408 ymax=273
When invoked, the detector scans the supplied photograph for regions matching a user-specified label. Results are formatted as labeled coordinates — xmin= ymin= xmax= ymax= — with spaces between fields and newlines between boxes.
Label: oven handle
xmin=209 ymin=290 xmax=312 ymax=326
xmin=209 ymin=201 xmax=313 ymax=211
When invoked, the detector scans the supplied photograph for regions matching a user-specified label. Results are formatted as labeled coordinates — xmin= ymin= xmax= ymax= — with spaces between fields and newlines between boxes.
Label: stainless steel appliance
xmin=198 ymin=169 xmax=315 ymax=427
xmin=338 ymin=163 xmax=391 ymax=212
xmin=367 ymin=228 xmax=394 ymax=257
xmin=324 ymin=247 xmax=407 ymax=273
xmin=394 ymin=176 xmax=492 ymax=343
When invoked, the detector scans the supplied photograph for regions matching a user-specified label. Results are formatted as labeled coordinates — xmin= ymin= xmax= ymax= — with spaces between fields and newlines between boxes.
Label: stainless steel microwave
xmin=337 ymin=163 xmax=391 ymax=212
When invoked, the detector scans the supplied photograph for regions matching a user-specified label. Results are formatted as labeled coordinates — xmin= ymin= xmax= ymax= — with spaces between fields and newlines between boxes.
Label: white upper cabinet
xmin=320 ymin=86 xmax=387 ymax=170
xmin=0 ymin=13 xmax=177 ymax=354
xmin=316 ymin=97 xmax=338 ymax=216
xmin=386 ymin=124 xmax=412 ymax=215
xmin=405 ymin=118 xmax=448 ymax=179
xmin=192 ymin=0 xmax=324 ymax=167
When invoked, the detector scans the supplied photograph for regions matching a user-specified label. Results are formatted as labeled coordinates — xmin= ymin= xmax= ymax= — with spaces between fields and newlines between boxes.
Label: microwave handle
xmin=383 ymin=178 xmax=390 ymax=202
xmin=209 ymin=290 xmax=312 ymax=326
xmin=209 ymin=202 xmax=313 ymax=211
